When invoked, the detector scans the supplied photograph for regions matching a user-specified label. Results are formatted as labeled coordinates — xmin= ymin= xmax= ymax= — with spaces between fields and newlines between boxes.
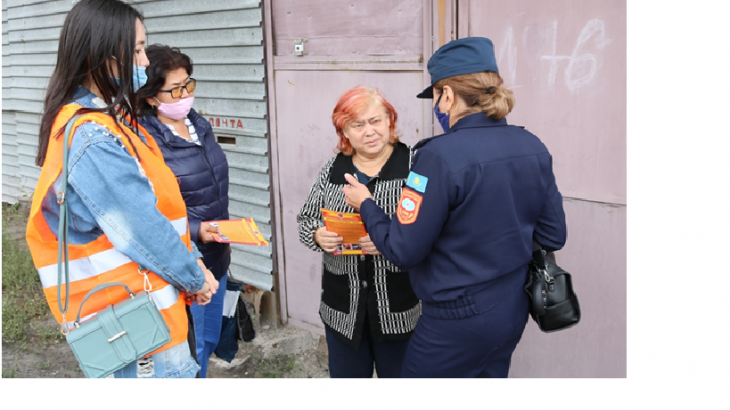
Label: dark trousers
xmin=325 ymin=315 xmax=410 ymax=378
xmin=400 ymin=285 xmax=530 ymax=378
xmin=185 ymin=305 xmax=201 ymax=378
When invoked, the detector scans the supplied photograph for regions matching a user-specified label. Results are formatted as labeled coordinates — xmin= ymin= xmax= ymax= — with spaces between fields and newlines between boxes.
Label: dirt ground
xmin=2 ymin=312 xmax=331 ymax=379
xmin=207 ymin=322 xmax=330 ymax=379
xmin=1 ymin=202 xmax=330 ymax=378
xmin=2 ymin=311 xmax=331 ymax=379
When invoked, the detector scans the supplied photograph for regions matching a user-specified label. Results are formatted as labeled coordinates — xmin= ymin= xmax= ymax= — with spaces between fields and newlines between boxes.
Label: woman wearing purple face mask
xmin=137 ymin=44 xmax=231 ymax=378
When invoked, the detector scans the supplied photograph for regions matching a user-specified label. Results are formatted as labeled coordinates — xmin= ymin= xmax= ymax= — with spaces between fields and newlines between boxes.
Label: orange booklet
xmin=321 ymin=208 xmax=367 ymax=255
xmin=206 ymin=218 xmax=269 ymax=246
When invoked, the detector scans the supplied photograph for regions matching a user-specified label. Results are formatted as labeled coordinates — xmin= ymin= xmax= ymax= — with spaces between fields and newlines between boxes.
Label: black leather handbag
xmin=524 ymin=241 xmax=581 ymax=332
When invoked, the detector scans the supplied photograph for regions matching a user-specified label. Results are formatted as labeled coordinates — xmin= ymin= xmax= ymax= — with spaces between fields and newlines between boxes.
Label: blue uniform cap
xmin=417 ymin=37 xmax=499 ymax=99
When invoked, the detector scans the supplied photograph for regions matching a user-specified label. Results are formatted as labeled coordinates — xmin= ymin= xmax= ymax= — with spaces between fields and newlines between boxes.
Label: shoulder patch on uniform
xmin=397 ymin=188 xmax=423 ymax=225
xmin=405 ymin=171 xmax=428 ymax=193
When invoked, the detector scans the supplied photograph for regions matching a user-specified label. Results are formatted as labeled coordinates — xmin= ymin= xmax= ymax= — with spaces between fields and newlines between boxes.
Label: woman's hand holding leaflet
xmin=314 ymin=227 xmax=343 ymax=253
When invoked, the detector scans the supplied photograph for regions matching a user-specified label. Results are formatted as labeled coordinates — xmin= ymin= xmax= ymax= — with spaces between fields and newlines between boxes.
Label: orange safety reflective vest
xmin=26 ymin=104 xmax=193 ymax=354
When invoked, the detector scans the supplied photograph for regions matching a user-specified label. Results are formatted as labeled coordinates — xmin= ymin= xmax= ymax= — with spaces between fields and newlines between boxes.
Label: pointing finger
xmin=344 ymin=173 xmax=358 ymax=186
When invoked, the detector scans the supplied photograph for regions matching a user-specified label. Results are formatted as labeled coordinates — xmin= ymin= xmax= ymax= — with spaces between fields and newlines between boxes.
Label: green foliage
xmin=2 ymin=205 xmax=49 ymax=344
xmin=258 ymin=354 xmax=297 ymax=378
xmin=33 ymin=322 xmax=65 ymax=348
xmin=2 ymin=368 xmax=18 ymax=378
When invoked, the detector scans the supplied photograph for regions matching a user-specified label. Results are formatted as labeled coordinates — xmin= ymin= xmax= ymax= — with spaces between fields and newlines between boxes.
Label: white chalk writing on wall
xmin=498 ymin=19 xmax=612 ymax=93
xmin=541 ymin=19 xmax=612 ymax=92
xmin=498 ymin=25 xmax=519 ymax=88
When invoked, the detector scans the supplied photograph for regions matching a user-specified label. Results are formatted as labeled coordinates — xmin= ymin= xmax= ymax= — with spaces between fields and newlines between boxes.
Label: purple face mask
xmin=155 ymin=96 xmax=194 ymax=120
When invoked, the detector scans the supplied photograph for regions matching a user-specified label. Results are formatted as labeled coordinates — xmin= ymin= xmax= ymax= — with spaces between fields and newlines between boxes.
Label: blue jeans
xmin=325 ymin=315 xmax=410 ymax=378
xmin=111 ymin=341 xmax=199 ymax=378
xmin=191 ymin=273 xmax=228 ymax=377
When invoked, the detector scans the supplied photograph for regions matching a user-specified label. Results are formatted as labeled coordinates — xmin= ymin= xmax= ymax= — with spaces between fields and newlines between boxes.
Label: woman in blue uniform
xmin=343 ymin=37 xmax=567 ymax=378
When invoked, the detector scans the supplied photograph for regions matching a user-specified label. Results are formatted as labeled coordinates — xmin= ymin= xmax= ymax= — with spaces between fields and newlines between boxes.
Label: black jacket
xmin=140 ymin=109 xmax=231 ymax=280
xmin=297 ymin=142 xmax=421 ymax=349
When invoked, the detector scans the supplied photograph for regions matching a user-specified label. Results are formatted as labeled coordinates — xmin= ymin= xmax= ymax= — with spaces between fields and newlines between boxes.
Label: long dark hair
xmin=137 ymin=44 xmax=194 ymax=117
xmin=36 ymin=0 xmax=144 ymax=166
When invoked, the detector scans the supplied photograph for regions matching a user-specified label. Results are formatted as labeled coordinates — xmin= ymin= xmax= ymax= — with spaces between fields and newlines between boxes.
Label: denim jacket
xmin=39 ymin=87 xmax=205 ymax=293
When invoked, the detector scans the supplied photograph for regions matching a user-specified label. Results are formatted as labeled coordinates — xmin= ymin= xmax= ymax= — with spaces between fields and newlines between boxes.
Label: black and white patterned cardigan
xmin=297 ymin=142 xmax=421 ymax=349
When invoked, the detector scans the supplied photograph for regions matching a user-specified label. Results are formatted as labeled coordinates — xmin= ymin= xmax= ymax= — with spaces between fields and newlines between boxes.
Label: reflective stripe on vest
xmin=26 ymin=105 xmax=194 ymax=355
xmin=36 ymin=216 xmax=188 ymax=288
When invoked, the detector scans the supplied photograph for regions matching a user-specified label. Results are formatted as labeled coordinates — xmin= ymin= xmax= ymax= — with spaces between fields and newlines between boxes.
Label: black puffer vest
xmin=140 ymin=108 xmax=231 ymax=280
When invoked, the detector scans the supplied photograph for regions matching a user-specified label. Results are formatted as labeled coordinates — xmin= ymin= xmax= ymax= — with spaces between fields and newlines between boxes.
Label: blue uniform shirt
xmin=359 ymin=112 xmax=567 ymax=303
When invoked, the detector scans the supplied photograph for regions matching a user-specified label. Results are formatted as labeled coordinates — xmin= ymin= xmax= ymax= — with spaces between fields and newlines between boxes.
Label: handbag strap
xmin=531 ymin=240 xmax=553 ymax=283
xmin=57 ymin=115 xmax=83 ymax=334
xmin=74 ymin=282 xmax=135 ymax=325
xmin=531 ymin=240 xmax=548 ymax=268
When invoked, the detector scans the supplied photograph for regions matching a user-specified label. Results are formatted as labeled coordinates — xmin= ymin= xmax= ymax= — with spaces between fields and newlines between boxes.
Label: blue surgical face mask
xmin=132 ymin=65 xmax=148 ymax=91
xmin=113 ymin=65 xmax=148 ymax=92
xmin=434 ymin=93 xmax=450 ymax=133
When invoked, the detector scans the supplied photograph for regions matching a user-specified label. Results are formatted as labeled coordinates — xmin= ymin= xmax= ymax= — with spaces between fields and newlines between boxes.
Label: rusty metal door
xmin=265 ymin=0 xmax=453 ymax=333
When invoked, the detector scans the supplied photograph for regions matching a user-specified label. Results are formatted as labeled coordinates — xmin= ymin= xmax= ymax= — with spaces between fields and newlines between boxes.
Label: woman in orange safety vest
xmin=25 ymin=0 xmax=217 ymax=378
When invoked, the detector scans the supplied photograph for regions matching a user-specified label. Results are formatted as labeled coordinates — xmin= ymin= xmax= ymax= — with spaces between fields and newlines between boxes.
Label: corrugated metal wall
xmin=3 ymin=0 xmax=61 ymax=203
xmin=2 ymin=0 xmax=20 ymax=203
xmin=1 ymin=0 xmax=274 ymax=290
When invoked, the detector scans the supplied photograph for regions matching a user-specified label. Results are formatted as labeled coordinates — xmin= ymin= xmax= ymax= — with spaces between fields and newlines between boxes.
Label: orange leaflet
xmin=206 ymin=218 xmax=269 ymax=246
xmin=321 ymin=208 xmax=367 ymax=255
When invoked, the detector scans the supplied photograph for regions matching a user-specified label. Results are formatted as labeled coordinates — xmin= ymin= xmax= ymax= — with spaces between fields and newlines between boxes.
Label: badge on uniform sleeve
xmin=406 ymin=171 xmax=428 ymax=193
xmin=397 ymin=188 xmax=423 ymax=225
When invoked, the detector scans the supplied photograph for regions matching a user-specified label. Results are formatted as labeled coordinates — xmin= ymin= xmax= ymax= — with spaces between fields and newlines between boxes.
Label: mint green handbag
xmin=64 ymin=282 xmax=172 ymax=378
xmin=57 ymin=116 xmax=171 ymax=378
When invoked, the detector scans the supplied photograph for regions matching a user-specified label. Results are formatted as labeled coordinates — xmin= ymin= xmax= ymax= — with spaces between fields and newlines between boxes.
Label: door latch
xmin=294 ymin=39 xmax=308 ymax=56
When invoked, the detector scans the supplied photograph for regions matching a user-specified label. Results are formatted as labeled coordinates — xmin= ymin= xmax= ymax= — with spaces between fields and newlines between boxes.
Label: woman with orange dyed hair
xmin=297 ymin=86 xmax=420 ymax=378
